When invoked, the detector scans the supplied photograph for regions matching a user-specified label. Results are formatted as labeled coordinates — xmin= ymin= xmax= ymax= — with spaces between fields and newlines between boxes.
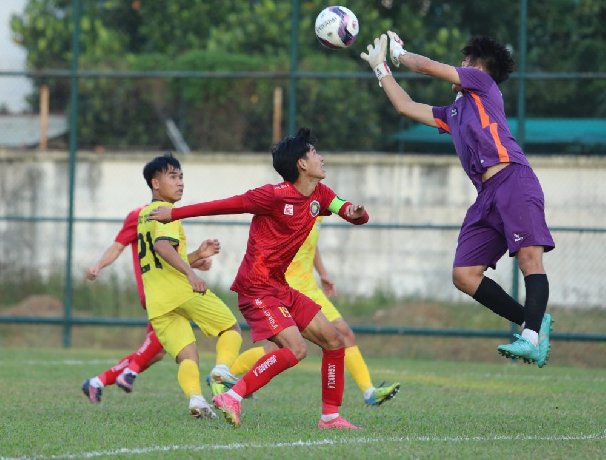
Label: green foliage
xmin=9 ymin=0 xmax=606 ymax=150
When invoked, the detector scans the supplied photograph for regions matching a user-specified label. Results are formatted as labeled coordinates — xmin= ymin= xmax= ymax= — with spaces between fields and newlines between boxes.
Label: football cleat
xmin=116 ymin=371 xmax=136 ymax=393
xmin=318 ymin=416 xmax=361 ymax=430
xmin=81 ymin=379 xmax=103 ymax=403
xmin=189 ymin=395 xmax=217 ymax=419
xmin=537 ymin=313 xmax=554 ymax=368
xmin=210 ymin=365 xmax=239 ymax=388
xmin=498 ymin=334 xmax=540 ymax=364
xmin=365 ymin=381 xmax=401 ymax=406
xmin=212 ymin=392 xmax=241 ymax=427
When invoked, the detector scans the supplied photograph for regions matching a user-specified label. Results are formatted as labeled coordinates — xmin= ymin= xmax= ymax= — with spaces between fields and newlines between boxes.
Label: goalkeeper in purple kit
xmin=361 ymin=32 xmax=554 ymax=367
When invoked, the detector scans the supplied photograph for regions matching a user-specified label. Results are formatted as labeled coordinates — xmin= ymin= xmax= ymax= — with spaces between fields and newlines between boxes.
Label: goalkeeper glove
xmin=387 ymin=30 xmax=407 ymax=67
xmin=360 ymin=34 xmax=391 ymax=86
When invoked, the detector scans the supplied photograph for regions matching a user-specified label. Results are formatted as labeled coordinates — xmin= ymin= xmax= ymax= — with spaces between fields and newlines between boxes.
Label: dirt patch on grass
xmin=1 ymin=294 xmax=64 ymax=316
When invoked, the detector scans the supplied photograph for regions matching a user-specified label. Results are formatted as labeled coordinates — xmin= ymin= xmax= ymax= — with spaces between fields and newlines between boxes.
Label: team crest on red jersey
xmin=309 ymin=200 xmax=320 ymax=217
xmin=283 ymin=204 xmax=294 ymax=216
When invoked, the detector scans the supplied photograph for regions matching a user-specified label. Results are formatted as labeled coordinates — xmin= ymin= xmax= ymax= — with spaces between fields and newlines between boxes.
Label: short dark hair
xmin=461 ymin=36 xmax=514 ymax=84
xmin=272 ymin=127 xmax=316 ymax=183
xmin=143 ymin=152 xmax=181 ymax=189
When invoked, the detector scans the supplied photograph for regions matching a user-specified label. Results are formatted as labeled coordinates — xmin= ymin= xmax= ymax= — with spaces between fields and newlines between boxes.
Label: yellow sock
xmin=345 ymin=345 xmax=373 ymax=393
xmin=177 ymin=359 xmax=202 ymax=397
xmin=230 ymin=347 xmax=266 ymax=375
xmin=215 ymin=329 xmax=243 ymax=368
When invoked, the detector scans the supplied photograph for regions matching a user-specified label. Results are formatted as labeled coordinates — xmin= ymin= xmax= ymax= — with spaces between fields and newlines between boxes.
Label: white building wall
xmin=1 ymin=151 xmax=604 ymax=308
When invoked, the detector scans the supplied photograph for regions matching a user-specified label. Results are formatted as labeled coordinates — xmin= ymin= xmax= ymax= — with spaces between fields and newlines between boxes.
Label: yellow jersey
xmin=137 ymin=201 xmax=198 ymax=319
xmin=285 ymin=216 xmax=322 ymax=292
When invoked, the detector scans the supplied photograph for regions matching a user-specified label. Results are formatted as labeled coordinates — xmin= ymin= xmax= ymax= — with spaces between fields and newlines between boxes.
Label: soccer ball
xmin=314 ymin=6 xmax=359 ymax=49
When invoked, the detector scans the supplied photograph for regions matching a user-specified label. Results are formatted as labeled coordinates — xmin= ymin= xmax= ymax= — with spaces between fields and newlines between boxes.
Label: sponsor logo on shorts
xmin=514 ymin=233 xmax=524 ymax=242
xmin=327 ymin=363 xmax=336 ymax=389
xmin=263 ymin=308 xmax=279 ymax=330
xmin=284 ymin=204 xmax=294 ymax=216
xmin=309 ymin=200 xmax=320 ymax=217
xmin=253 ymin=354 xmax=277 ymax=377
xmin=450 ymin=108 xmax=458 ymax=117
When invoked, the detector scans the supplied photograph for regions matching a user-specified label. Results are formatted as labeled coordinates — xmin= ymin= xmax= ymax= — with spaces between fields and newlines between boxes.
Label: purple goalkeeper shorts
xmin=454 ymin=163 xmax=555 ymax=269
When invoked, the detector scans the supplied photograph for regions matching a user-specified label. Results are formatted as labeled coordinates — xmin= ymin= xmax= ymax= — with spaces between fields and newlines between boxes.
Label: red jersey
xmin=114 ymin=207 xmax=146 ymax=308
xmin=171 ymin=182 xmax=367 ymax=299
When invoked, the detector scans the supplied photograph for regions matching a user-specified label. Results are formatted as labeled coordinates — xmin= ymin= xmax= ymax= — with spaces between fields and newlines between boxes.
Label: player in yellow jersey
xmin=138 ymin=153 xmax=243 ymax=419
xmin=286 ymin=216 xmax=401 ymax=406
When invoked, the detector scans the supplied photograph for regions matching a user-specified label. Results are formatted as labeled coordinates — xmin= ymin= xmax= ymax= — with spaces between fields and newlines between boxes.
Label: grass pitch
xmin=0 ymin=347 xmax=604 ymax=459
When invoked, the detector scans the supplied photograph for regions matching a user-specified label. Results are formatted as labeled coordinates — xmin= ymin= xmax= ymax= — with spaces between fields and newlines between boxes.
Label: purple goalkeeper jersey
xmin=432 ymin=67 xmax=530 ymax=191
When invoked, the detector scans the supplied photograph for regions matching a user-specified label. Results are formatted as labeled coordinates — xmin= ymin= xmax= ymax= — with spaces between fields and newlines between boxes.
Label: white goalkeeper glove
xmin=387 ymin=30 xmax=407 ymax=67
xmin=360 ymin=34 xmax=391 ymax=86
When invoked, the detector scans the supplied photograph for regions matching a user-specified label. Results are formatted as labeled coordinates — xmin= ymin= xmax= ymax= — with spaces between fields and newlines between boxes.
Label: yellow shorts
xmin=150 ymin=289 xmax=237 ymax=358
xmin=299 ymin=285 xmax=342 ymax=323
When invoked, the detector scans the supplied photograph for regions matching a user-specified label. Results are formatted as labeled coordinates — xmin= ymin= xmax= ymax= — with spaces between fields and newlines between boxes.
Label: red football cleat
xmin=318 ymin=416 xmax=361 ymax=430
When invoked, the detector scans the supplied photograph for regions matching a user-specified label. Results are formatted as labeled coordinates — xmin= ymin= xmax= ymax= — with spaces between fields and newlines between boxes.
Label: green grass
xmin=0 ymin=347 xmax=604 ymax=459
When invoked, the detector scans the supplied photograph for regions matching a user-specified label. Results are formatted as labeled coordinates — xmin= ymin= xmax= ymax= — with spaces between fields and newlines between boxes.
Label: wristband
xmin=391 ymin=48 xmax=407 ymax=67
xmin=373 ymin=61 xmax=392 ymax=87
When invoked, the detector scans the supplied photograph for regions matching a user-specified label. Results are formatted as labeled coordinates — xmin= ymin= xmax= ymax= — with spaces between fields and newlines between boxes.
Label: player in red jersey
xmin=81 ymin=207 xmax=235 ymax=403
xmin=149 ymin=128 xmax=369 ymax=429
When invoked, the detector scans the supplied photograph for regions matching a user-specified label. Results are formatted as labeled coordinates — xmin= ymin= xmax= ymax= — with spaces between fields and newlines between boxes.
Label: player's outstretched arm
xmin=149 ymin=195 xmax=250 ymax=223
xmin=387 ymin=31 xmax=460 ymax=85
xmin=361 ymin=34 xmax=436 ymax=127
xmin=148 ymin=206 xmax=173 ymax=223
xmin=86 ymin=242 xmax=126 ymax=281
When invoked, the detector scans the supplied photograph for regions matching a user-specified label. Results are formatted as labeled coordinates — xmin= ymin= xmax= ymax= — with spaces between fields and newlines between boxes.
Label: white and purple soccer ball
xmin=314 ymin=6 xmax=359 ymax=49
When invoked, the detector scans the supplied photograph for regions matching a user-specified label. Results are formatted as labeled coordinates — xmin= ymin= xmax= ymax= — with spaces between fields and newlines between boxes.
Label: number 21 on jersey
xmin=138 ymin=231 xmax=163 ymax=274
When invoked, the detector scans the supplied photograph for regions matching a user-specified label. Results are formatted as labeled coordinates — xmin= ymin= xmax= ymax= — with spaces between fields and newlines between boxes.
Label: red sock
xmin=128 ymin=329 xmax=164 ymax=373
xmin=321 ymin=348 xmax=345 ymax=415
xmin=98 ymin=353 xmax=134 ymax=386
xmin=232 ymin=348 xmax=298 ymax=398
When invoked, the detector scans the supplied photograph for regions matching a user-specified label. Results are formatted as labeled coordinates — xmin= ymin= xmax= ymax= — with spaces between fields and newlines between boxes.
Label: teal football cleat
xmin=210 ymin=365 xmax=238 ymax=388
xmin=364 ymin=381 xmax=401 ymax=406
xmin=537 ymin=313 xmax=553 ymax=368
xmin=497 ymin=334 xmax=540 ymax=364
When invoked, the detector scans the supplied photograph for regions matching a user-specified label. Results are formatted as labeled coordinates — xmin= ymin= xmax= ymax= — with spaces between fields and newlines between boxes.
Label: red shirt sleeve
xmin=114 ymin=208 xmax=140 ymax=246
xmin=172 ymin=184 xmax=276 ymax=220
xmin=240 ymin=184 xmax=275 ymax=214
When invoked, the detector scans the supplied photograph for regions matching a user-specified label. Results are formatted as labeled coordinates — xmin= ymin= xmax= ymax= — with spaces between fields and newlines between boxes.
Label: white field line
xmin=2 ymin=432 xmax=606 ymax=460
xmin=1 ymin=359 xmax=605 ymax=383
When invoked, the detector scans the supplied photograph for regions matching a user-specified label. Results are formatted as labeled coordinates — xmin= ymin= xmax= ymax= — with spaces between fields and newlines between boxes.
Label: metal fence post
xmin=63 ymin=0 xmax=81 ymax=348
xmin=287 ymin=0 xmax=300 ymax=136
xmin=510 ymin=0 xmax=528 ymax=336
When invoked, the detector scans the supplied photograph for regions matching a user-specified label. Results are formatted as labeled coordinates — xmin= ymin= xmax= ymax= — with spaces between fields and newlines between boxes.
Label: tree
xmin=10 ymin=0 xmax=606 ymax=151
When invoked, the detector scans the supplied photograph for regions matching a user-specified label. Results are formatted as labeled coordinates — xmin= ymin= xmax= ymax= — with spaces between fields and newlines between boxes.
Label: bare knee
xmin=334 ymin=320 xmax=356 ymax=347
xmin=288 ymin=342 xmax=308 ymax=360
xmin=176 ymin=343 xmax=198 ymax=364
xmin=324 ymin=328 xmax=345 ymax=350
xmin=223 ymin=322 xmax=241 ymax=334
xmin=452 ymin=267 xmax=484 ymax=296
xmin=517 ymin=247 xmax=545 ymax=276
xmin=272 ymin=335 xmax=308 ymax=361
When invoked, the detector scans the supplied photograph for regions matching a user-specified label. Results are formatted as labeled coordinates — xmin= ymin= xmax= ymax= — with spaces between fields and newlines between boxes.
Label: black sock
xmin=472 ymin=276 xmax=524 ymax=325
xmin=523 ymin=274 xmax=549 ymax=332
